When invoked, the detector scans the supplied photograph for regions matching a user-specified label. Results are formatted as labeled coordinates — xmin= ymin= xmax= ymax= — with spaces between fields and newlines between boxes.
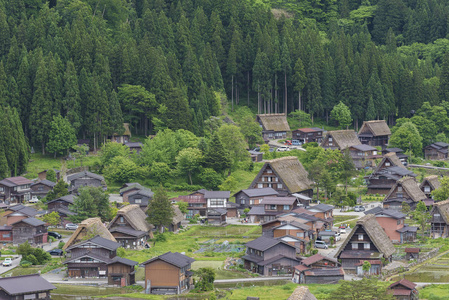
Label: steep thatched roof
xmin=359 ymin=120 xmax=391 ymax=136
xmin=420 ymin=175 xmax=441 ymax=191
xmin=287 ymin=286 xmax=317 ymax=300
xmin=321 ymin=130 xmax=361 ymax=150
xmin=335 ymin=214 xmax=395 ymax=259
xmin=432 ymin=199 xmax=449 ymax=225
xmin=257 ymin=114 xmax=291 ymax=132
xmin=172 ymin=205 xmax=184 ymax=225
xmin=108 ymin=204 xmax=153 ymax=232
xmin=385 ymin=177 xmax=427 ymax=203
xmin=373 ymin=152 xmax=406 ymax=174
xmin=63 ymin=217 xmax=116 ymax=250
xmin=250 ymin=156 xmax=312 ymax=193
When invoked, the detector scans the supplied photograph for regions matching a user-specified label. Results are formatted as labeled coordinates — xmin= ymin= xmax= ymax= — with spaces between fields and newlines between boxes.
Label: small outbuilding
xmin=388 ymin=279 xmax=418 ymax=300
xmin=405 ymin=248 xmax=420 ymax=260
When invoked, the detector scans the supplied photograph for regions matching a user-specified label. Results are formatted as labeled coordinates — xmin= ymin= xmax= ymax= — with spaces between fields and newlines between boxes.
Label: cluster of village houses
xmin=0 ymin=117 xmax=443 ymax=299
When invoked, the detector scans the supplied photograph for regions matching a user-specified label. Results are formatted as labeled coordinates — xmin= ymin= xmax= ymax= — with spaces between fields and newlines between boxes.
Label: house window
xmin=398 ymin=187 xmax=402 ymax=192
xmin=352 ymin=243 xmax=358 ymax=250
xmin=278 ymin=183 xmax=283 ymax=189
xmin=268 ymin=133 xmax=273 ymax=138
xmin=424 ymin=186 xmax=431 ymax=193
xmin=373 ymin=151 xmax=377 ymax=155
xmin=267 ymin=177 xmax=272 ymax=182
xmin=250 ymin=200 xmax=255 ymax=205
xmin=258 ymin=184 xmax=263 ymax=188
xmin=283 ymin=205 xmax=290 ymax=210
xmin=135 ymin=199 xmax=142 ymax=204
xmin=210 ymin=199 xmax=224 ymax=207
xmin=241 ymin=199 xmax=245 ymax=205
xmin=385 ymin=162 xmax=391 ymax=166
xmin=329 ymin=137 xmax=333 ymax=142
xmin=397 ymin=219 xmax=402 ymax=225
xmin=364 ymin=243 xmax=370 ymax=249
xmin=2 ymin=233 xmax=10 ymax=238
xmin=24 ymin=295 xmax=36 ymax=300
xmin=358 ymin=234 xmax=363 ymax=241
xmin=329 ymin=143 xmax=333 ymax=146
xmin=397 ymin=193 xmax=403 ymax=198
xmin=267 ymin=169 xmax=272 ymax=174
xmin=0 ymin=187 xmax=3 ymax=192
xmin=269 ymin=205 xmax=276 ymax=210
xmin=120 ymin=217 xmax=124 ymax=223
xmin=38 ymin=186 xmax=44 ymax=191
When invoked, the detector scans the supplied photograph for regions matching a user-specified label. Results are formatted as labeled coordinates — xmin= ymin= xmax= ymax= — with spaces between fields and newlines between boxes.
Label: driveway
xmin=268 ymin=139 xmax=306 ymax=151
xmin=43 ymin=237 xmax=70 ymax=252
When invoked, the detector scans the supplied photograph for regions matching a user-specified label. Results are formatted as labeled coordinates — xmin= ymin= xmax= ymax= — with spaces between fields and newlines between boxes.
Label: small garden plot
xmin=195 ymin=240 xmax=245 ymax=254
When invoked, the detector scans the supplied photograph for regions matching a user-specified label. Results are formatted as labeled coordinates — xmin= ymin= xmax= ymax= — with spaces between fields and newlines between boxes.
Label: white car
xmin=65 ymin=223 xmax=79 ymax=230
xmin=339 ymin=226 xmax=347 ymax=234
xmin=334 ymin=232 xmax=341 ymax=242
xmin=276 ymin=146 xmax=290 ymax=152
xmin=29 ymin=196 xmax=39 ymax=203
xmin=2 ymin=258 xmax=12 ymax=267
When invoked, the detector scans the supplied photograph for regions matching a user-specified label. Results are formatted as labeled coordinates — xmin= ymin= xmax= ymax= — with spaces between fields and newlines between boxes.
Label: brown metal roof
xmin=404 ymin=248 xmax=420 ymax=253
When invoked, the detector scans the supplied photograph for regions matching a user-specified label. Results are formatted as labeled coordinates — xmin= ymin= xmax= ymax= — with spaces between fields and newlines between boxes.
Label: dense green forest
xmin=2 ymin=0 xmax=449 ymax=159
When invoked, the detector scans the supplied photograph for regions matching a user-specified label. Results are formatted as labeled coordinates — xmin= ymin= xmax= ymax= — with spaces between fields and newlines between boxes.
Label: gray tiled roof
xmin=128 ymin=188 xmax=153 ymax=198
xmin=0 ymin=274 xmax=55 ymax=295
xmin=109 ymin=227 xmax=147 ymax=237
xmin=309 ymin=203 xmax=334 ymax=212
xmin=108 ymin=256 xmax=139 ymax=266
xmin=245 ymin=236 xmax=285 ymax=251
xmin=31 ymin=179 xmax=56 ymax=187
xmin=204 ymin=191 xmax=230 ymax=199
xmin=47 ymin=194 xmax=74 ymax=205
xmin=8 ymin=205 xmax=38 ymax=217
xmin=142 ymin=251 xmax=195 ymax=268
xmin=67 ymin=235 xmax=121 ymax=251
xmin=67 ymin=171 xmax=104 ymax=182
xmin=237 ymin=188 xmax=279 ymax=198
xmin=12 ymin=217 xmax=45 ymax=227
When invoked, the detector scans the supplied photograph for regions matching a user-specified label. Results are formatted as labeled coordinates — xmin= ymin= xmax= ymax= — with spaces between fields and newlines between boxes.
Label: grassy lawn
xmin=420 ymin=284 xmax=449 ymax=299
xmin=53 ymin=284 xmax=129 ymax=297
xmin=191 ymin=260 xmax=252 ymax=280
xmin=122 ymin=225 xmax=257 ymax=264
xmin=333 ymin=215 xmax=359 ymax=225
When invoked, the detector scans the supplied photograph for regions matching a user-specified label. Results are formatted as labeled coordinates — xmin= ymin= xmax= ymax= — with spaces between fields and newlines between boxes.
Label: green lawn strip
xmin=53 ymin=284 xmax=128 ymax=297
xmin=333 ymin=215 xmax=359 ymax=225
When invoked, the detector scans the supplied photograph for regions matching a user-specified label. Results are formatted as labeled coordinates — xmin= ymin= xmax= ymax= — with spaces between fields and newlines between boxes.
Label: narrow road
xmin=214 ymin=276 xmax=291 ymax=283
xmin=43 ymin=237 xmax=70 ymax=252
xmin=0 ymin=256 xmax=21 ymax=275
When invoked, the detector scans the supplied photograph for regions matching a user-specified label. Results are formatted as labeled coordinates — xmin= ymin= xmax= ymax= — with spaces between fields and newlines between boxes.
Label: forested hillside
xmin=2 ymin=0 xmax=449 ymax=158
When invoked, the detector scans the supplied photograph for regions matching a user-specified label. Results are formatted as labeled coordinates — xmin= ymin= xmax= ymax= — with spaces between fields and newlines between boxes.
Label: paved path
xmin=109 ymin=194 xmax=123 ymax=203
xmin=0 ymin=256 xmax=21 ymax=275
xmin=43 ymin=237 xmax=70 ymax=252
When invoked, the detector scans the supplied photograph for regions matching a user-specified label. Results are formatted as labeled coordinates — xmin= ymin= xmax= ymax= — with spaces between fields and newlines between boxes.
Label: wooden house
xmin=382 ymin=148 xmax=408 ymax=166
xmin=111 ymin=123 xmax=131 ymax=144
xmin=320 ymin=130 xmax=361 ymax=150
xmin=388 ymin=279 xmax=419 ymax=300
xmin=38 ymin=169 xmax=61 ymax=182
xmin=169 ymin=206 xmax=184 ymax=231
xmin=11 ymin=217 xmax=48 ymax=245
xmin=248 ymin=150 xmax=263 ymax=162
xmin=206 ymin=208 xmax=227 ymax=224
xmin=1 ymin=204 xmax=38 ymax=226
xmin=291 ymin=127 xmax=324 ymax=144
xmin=366 ymin=153 xmax=417 ymax=195
xmin=287 ymin=286 xmax=317 ymax=300
xmin=172 ymin=195 xmax=207 ymax=218
xmin=364 ymin=207 xmax=417 ymax=243
xmin=233 ymin=188 xmax=279 ymax=209
xmin=247 ymin=197 xmax=300 ymax=223
xmin=108 ymin=205 xmax=154 ymax=249
xmin=127 ymin=188 xmax=154 ymax=210
xmin=335 ymin=214 xmax=395 ymax=273
xmin=119 ymin=183 xmax=144 ymax=202
xmin=30 ymin=180 xmax=56 ymax=199
xmin=292 ymin=254 xmax=344 ymax=284
xmin=383 ymin=177 xmax=427 ymax=211
xmin=47 ymin=194 xmax=76 ymax=224
xmin=424 ymin=142 xmax=449 ymax=160
xmin=358 ymin=120 xmax=391 ymax=147
xmin=64 ymin=236 xmax=128 ymax=279
xmin=420 ymin=175 xmax=441 ymax=198
xmin=348 ymin=144 xmax=381 ymax=169
xmin=242 ymin=236 xmax=300 ymax=276
xmin=256 ymin=114 xmax=291 ymax=141
xmin=142 ymin=251 xmax=195 ymax=295
xmin=271 ymin=221 xmax=312 ymax=254
xmin=0 ymin=274 xmax=55 ymax=300
xmin=249 ymin=156 xmax=313 ymax=197
xmin=430 ymin=199 xmax=449 ymax=238
xmin=204 ymin=191 xmax=229 ymax=211
xmin=0 ymin=176 xmax=33 ymax=203
xmin=63 ymin=217 xmax=117 ymax=250
xmin=107 ymin=256 xmax=138 ymax=286
xmin=125 ymin=142 xmax=143 ymax=153
xmin=0 ymin=226 xmax=12 ymax=242
xmin=405 ymin=248 xmax=420 ymax=260
xmin=306 ymin=204 xmax=334 ymax=227
xmin=66 ymin=171 xmax=106 ymax=194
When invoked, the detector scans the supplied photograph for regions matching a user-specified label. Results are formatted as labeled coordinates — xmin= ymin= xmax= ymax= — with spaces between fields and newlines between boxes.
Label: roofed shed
xmin=257 ymin=114 xmax=291 ymax=140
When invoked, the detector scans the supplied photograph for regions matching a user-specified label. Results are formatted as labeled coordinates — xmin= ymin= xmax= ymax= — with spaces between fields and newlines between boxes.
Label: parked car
xmin=65 ymin=223 xmax=78 ymax=230
xmin=48 ymin=249 xmax=64 ymax=256
xmin=284 ymin=140 xmax=292 ymax=145
xmin=339 ymin=226 xmax=347 ymax=234
xmin=354 ymin=205 xmax=365 ymax=212
xmin=29 ymin=196 xmax=39 ymax=203
xmin=252 ymin=147 xmax=261 ymax=152
xmin=277 ymin=146 xmax=290 ymax=152
xmin=48 ymin=231 xmax=62 ymax=240
xmin=2 ymin=258 xmax=12 ymax=267
xmin=292 ymin=140 xmax=302 ymax=146
xmin=314 ymin=240 xmax=328 ymax=249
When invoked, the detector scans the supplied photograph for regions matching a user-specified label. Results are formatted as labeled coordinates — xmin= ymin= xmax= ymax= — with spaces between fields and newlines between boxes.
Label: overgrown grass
xmin=333 ymin=215 xmax=359 ymax=225
xmin=53 ymin=284 xmax=128 ymax=297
